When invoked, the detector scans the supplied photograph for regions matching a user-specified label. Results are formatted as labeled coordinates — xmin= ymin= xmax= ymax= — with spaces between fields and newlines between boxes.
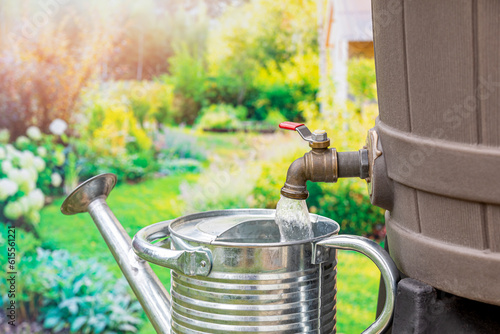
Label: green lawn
xmin=337 ymin=251 xmax=380 ymax=334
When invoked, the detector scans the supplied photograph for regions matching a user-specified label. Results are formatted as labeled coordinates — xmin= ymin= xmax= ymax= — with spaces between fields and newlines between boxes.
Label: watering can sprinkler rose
xmin=62 ymin=123 xmax=399 ymax=333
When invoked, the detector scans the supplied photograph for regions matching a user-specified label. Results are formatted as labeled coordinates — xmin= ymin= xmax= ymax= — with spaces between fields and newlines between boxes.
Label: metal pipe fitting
xmin=338 ymin=149 xmax=369 ymax=179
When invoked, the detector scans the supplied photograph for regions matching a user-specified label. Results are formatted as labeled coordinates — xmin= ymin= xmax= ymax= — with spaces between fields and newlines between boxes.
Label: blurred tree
xmin=107 ymin=0 xmax=210 ymax=80
xmin=347 ymin=57 xmax=377 ymax=113
xmin=206 ymin=0 xmax=318 ymax=119
xmin=167 ymin=43 xmax=208 ymax=124
xmin=0 ymin=0 xmax=117 ymax=137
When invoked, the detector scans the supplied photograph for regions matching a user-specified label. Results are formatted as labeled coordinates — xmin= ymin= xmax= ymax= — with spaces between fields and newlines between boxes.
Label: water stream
xmin=275 ymin=195 xmax=313 ymax=242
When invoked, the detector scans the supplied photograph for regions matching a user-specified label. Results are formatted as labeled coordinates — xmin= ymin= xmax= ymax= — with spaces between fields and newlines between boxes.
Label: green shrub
xmin=0 ymin=246 xmax=142 ymax=334
xmin=308 ymin=181 xmax=384 ymax=236
xmin=206 ymin=0 xmax=317 ymax=116
xmin=76 ymin=85 xmax=160 ymax=182
xmin=249 ymin=51 xmax=319 ymax=121
xmin=75 ymin=145 xmax=155 ymax=183
xmin=166 ymin=43 xmax=208 ymax=124
xmin=126 ymin=81 xmax=176 ymax=127
xmin=156 ymin=128 xmax=207 ymax=161
xmin=0 ymin=225 xmax=41 ymax=324
xmin=152 ymin=83 xmax=176 ymax=126
xmin=195 ymin=104 xmax=245 ymax=130
xmin=153 ymin=127 xmax=207 ymax=176
xmin=263 ymin=109 xmax=287 ymax=127
xmin=347 ymin=57 xmax=377 ymax=110
xmin=77 ymin=99 xmax=152 ymax=156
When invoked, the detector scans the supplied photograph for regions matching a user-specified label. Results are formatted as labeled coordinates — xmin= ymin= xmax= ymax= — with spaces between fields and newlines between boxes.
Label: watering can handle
xmin=132 ymin=221 xmax=212 ymax=276
xmin=316 ymin=235 xmax=399 ymax=334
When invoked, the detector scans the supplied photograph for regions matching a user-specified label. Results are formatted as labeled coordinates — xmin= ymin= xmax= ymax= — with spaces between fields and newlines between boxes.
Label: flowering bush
xmin=195 ymin=104 xmax=247 ymax=130
xmin=0 ymin=122 xmax=66 ymax=230
xmin=71 ymin=82 xmax=162 ymax=183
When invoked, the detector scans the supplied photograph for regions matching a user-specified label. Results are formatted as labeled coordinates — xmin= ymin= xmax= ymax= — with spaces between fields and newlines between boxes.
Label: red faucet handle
xmin=279 ymin=122 xmax=305 ymax=131
xmin=279 ymin=122 xmax=315 ymax=144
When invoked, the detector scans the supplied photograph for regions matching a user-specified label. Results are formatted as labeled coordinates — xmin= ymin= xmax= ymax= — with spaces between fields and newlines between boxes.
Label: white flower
xmin=1 ymin=160 xmax=13 ymax=174
xmin=26 ymin=210 xmax=40 ymax=225
xmin=0 ymin=146 xmax=6 ymax=160
xmin=5 ymin=144 xmax=17 ymax=158
xmin=0 ymin=129 xmax=9 ymax=143
xmin=3 ymin=201 xmax=23 ymax=220
xmin=22 ymin=181 xmax=35 ymax=194
xmin=26 ymin=167 xmax=38 ymax=182
xmin=28 ymin=189 xmax=45 ymax=211
xmin=51 ymin=173 xmax=62 ymax=187
xmin=19 ymin=151 xmax=35 ymax=169
xmin=36 ymin=146 xmax=47 ymax=158
xmin=54 ymin=151 xmax=65 ymax=166
xmin=7 ymin=168 xmax=22 ymax=184
xmin=26 ymin=126 xmax=42 ymax=141
xmin=15 ymin=135 xmax=30 ymax=148
xmin=8 ymin=168 xmax=35 ymax=193
xmin=0 ymin=179 xmax=18 ymax=200
xmin=49 ymin=119 xmax=68 ymax=136
xmin=18 ymin=196 xmax=30 ymax=214
xmin=33 ymin=157 xmax=46 ymax=173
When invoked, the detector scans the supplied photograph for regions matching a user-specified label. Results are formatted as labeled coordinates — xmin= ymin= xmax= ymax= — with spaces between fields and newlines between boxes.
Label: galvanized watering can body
xmin=62 ymin=174 xmax=399 ymax=334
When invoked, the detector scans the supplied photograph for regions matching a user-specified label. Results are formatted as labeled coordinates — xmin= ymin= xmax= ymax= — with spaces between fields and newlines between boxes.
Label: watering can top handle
xmin=316 ymin=235 xmax=400 ymax=334
xmin=132 ymin=221 xmax=212 ymax=277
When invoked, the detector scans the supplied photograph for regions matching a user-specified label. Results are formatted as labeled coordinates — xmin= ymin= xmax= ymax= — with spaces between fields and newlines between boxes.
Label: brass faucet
xmin=279 ymin=122 xmax=369 ymax=200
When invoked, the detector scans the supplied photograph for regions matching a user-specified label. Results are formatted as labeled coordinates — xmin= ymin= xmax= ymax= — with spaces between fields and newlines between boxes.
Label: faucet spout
xmin=281 ymin=156 xmax=308 ymax=199
xmin=281 ymin=148 xmax=338 ymax=200
xmin=61 ymin=174 xmax=172 ymax=333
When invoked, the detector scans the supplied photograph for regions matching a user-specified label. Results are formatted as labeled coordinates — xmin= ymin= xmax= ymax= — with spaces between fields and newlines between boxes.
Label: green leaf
xmin=60 ymin=298 xmax=79 ymax=314
xmin=53 ymin=321 xmax=67 ymax=332
xmin=118 ymin=324 xmax=138 ymax=333
xmin=43 ymin=316 xmax=61 ymax=329
xmin=94 ymin=320 xmax=107 ymax=334
xmin=71 ymin=316 xmax=88 ymax=332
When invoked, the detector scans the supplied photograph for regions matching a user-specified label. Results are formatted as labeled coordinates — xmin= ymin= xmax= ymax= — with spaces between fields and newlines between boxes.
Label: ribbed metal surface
xmin=170 ymin=261 xmax=337 ymax=333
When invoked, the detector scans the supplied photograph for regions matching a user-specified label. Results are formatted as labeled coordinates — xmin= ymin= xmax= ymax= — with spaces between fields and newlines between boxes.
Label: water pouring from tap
xmin=275 ymin=194 xmax=313 ymax=242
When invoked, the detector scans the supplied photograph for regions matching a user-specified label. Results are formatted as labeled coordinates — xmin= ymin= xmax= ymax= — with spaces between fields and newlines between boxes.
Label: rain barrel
xmin=372 ymin=0 xmax=500 ymax=305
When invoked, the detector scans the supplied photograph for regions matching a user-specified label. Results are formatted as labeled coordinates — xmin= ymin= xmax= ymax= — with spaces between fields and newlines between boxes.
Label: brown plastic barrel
xmin=372 ymin=0 xmax=500 ymax=305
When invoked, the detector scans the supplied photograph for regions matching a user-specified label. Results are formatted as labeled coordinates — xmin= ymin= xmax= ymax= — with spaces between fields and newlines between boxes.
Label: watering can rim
xmin=165 ymin=208 xmax=341 ymax=248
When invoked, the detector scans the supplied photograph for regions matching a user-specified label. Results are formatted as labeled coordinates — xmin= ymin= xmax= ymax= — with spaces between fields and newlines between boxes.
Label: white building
xmin=323 ymin=0 xmax=373 ymax=105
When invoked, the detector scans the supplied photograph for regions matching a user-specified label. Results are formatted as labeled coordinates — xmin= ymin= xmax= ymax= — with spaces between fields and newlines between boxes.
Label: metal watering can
xmin=61 ymin=173 xmax=398 ymax=333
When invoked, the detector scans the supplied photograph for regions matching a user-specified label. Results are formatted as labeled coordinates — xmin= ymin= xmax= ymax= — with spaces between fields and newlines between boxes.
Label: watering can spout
xmin=61 ymin=174 xmax=172 ymax=333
